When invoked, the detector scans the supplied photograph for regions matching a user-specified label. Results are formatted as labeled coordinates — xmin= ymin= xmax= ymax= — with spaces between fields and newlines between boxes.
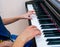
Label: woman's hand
xmin=13 ymin=25 xmax=41 ymax=47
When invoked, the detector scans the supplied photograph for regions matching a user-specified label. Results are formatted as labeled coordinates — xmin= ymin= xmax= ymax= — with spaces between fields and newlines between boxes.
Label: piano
xmin=25 ymin=0 xmax=60 ymax=47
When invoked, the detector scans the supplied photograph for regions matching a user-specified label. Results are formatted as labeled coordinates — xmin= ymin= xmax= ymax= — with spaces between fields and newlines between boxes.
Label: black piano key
xmin=45 ymin=33 xmax=60 ymax=37
xmin=39 ymin=18 xmax=51 ymax=20
xmin=43 ymin=30 xmax=58 ymax=33
xmin=38 ymin=6 xmax=44 ymax=11
xmin=43 ymin=30 xmax=57 ymax=34
xmin=33 ymin=3 xmax=47 ymax=15
xmin=36 ymin=11 xmax=47 ymax=15
xmin=49 ymin=41 xmax=60 ymax=43
xmin=45 ymin=34 xmax=55 ymax=37
xmin=44 ymin=32 xmax=54 ymax=34
xmin=44 ymin=32 xmax=60 ymax=35
xmin=36 ymin=8 xmax=45 ymax=12
xmin=48 ymin=41 xmax=60 ymax=45
xmin=41 ymin=25 xmax=56 ymax=29
xmin=43 ymin=30 xmax=60 ymax=34
xmin=34 ymin=9 xmax=44 ymax=12
xmin=39 ymin=20 xmax=52 ymax=24
xmin=47 ymin=38 xmax=60 ymax=41
xmin=37 ymin=15 xmax=49 ymax=19
xmin=33 ymin=4 xmax=45 ymax=12
xmin=44 ymin=32 xmax=60 ymax=34
xmin=33 ymin=3 xmax=44 ymax=12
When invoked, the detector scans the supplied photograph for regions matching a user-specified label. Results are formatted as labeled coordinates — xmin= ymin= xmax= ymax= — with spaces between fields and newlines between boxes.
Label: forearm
xmin=2 ymin=11 xmax=34 ymax=25
xmin=2 ymin=16 xmax=23 ymax=25
xmin=12 ymin=35 xmax=25 ymax=47
xmin=12 ymin=25 xmax=41 ymax=47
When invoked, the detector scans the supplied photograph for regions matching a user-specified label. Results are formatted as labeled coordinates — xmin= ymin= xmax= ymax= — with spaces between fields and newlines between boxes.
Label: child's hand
xmin=21 ymin=11 xmax=35 ymax=19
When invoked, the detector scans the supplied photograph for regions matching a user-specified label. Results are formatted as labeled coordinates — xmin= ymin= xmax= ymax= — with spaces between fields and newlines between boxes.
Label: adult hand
xmin=0 ymin=41 xmax=13 ymax=47
xmin=20 ymin=25 xmax=41 ymax=44
xmin=13 ymin=25 xmax=41 ymax=47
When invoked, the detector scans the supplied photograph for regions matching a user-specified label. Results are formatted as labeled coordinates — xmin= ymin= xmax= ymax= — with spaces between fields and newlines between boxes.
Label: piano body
xmin=25 ymin=0 xmax=60 ymax=47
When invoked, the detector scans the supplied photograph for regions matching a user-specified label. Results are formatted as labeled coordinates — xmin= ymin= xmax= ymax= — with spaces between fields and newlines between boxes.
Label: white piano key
xmin=35 ymin=34 xmax=48 ymax=47
xmin=40 ymin=23 xmax=57 ymax=25
xmin=27 ymin=4 xmax=34 ymax=11
xmin=46 ymin=37 xmax=60 ymax=39
xmin=42 ymin=28 xmax=60 ymax=31
xmin=48 ymin=45 xmax=60 ymax=47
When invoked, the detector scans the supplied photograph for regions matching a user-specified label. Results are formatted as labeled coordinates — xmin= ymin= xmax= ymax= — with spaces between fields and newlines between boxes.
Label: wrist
xmin=13 ymin=36 xmax=25 ymax=47
xmin=19 ymin=15 xmax=25 ymax=19
xmin=17 ymin=35 xmax=26 ymax=45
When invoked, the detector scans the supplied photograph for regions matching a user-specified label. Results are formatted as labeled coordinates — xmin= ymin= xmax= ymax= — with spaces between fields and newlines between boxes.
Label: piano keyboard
xmin=26 ymin=1 xmax=60 ymax=47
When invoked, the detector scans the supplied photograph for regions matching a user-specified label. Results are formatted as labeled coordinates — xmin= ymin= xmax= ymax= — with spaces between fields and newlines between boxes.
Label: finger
xmin=33 ymin=28 xmax=39 ymax=31
xmin=31 ymin=10 xmax=35 ymax=14
xmin=29 ymin=25 xmax=37 ymax=28
xmin=24 ymin=17 xmax=32 ymax=19
xmin=27 ymin=11 xmax=35 ymax=15
xmin=27 ymin=11 xmax=33 ymax=15
xmin=30 ymin=30 xmax=41 ymax=40
xmin=34 ymin=28 xmax=41 ymax=35
xmin=29 ymin=10 xmax=35 ymax=13
xmin=33 ymin=30 xmax=41 ymax=36
xmin=36 ymin=30 xmax=41 ymax=35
